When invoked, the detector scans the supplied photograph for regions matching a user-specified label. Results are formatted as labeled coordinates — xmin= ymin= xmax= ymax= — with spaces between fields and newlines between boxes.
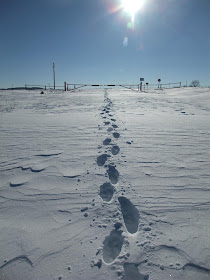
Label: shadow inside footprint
xmin=112 ymin=124 xmax=118 ymax=128
xmin=103 ymin=230 xmax=124 ymax=264
xmin=113 ymin=132 xmax=120 ymax=139
xmin=123 ymin=263 xmax=149 ymax=280
xmin=118 ymin=197 xmax=139 ymax=234
xmin=10 ymin=182 xmax=25 ymax=187
xmin=111 ymin=145 xmax=120 ymax=155
xmin=103 ymin=138 xmax=112 ymax=145
xmin=100 ymin=182 xmax=115 ymax=202
xmin=107 ymin=165 xmax=119 ymax=184
xmin=97 ymin=154 xmax=110 ymax=166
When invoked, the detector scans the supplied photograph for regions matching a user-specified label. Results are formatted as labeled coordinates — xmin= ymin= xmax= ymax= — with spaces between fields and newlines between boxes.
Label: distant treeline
xmin=0 ymin=87 xmax=44 ymax=90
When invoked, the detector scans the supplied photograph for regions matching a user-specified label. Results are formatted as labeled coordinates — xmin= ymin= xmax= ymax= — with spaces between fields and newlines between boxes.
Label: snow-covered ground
xmin=0 ymin=87 xmax=210 ymax=280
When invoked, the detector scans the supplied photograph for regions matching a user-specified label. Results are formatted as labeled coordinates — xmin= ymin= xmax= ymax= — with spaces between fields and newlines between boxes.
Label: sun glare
xmin=121 ymin=0 xmax=144 ymax=22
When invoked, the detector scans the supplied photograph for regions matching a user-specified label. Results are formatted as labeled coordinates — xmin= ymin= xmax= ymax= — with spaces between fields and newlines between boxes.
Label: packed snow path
xmin=0 ymin=88 xmax=210 ymax=280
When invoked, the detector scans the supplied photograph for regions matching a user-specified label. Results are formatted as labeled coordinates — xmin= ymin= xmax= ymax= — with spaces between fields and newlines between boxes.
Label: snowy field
xmin=0 ymin=87 xmax=210 ymax=280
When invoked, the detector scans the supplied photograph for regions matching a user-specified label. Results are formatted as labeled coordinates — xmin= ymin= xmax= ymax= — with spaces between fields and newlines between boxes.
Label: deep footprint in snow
xmin=123 ymin=263 xmax=149 ymax=280
xmin=97 ymin=154 xmax=111 ymax=166
xmin=107 ymin=165 xmax=119 ymax=184
xmin=111 ymin=145 xmax=120 ymax=155
xmin=113 ymin=132 xmax=120 ymax=139
xmin=99 ymin=182 xmax=115 ymax=202
xmin=107 ymin=127 xmax=113 ymax=132
xmin=118 ymin=197 xmax=139 ymax=234
xmin=103 ymin=138 xmax=112 ymax=145
xmin=102 ymin=230 xmax=124 ymax=264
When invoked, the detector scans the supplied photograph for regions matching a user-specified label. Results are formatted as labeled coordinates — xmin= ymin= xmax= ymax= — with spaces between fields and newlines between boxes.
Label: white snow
xmin=0 ymin=87 xmax=210 ymax=280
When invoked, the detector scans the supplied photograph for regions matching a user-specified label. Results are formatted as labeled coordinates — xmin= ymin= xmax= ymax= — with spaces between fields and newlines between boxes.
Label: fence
xmin=24 ymin=81 xmax=182 ymax=92
xmin=66 ymin=82 xmax=181 ymax=91
xmin=144 ymin=82 xmax=181 ymax=90
xmin=66 ymin=83 xmax=139 ymax=91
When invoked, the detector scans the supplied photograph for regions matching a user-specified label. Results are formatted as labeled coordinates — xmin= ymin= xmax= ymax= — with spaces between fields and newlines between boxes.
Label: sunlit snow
xmin=0 ymin=87 xmax=210 ymax=280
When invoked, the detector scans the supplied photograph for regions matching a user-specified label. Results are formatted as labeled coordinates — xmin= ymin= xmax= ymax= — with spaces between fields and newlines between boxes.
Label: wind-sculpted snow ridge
xmin=20 ymin=166 xmax=45 ymax=173
xmin=142 ymin=244 xmax=210 ymax=273
xmin=35 ymin=152 xmax=62 ymax=157
xmin=118 ymin=197 xmax=139 ymax=234
xmin=10 ymin=182 xmax=26 ymax=187
xmin=0 ymin=255 xmax=33 ymax=269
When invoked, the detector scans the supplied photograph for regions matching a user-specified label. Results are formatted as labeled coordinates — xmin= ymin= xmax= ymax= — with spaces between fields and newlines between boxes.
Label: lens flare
xmin=123 ymin=37 xmax=128 ymax=47
xmin=121 ymin=0 xmax=144 ymax=23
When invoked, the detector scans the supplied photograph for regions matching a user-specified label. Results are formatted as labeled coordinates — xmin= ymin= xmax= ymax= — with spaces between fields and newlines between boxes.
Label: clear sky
xmin=0 ymin=0 xmax=210 ymax=88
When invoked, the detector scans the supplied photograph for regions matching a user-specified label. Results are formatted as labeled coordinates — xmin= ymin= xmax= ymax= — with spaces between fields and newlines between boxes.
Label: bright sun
xmin=121 ymin=0 xmax=144 ymax=22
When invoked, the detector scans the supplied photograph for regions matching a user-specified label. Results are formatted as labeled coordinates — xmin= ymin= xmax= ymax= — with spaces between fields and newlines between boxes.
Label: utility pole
xmin=53 ymin=63 xmax=55 ymax=89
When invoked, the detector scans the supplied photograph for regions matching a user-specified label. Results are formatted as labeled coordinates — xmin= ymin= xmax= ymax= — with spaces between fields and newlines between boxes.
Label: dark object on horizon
xmin=190 ymin=80 xmax=200 ymax=87
xmin=40 ymin=91 xmax=45 ymax=95
xmin=2 ymin=87 xmax=44 ymax=90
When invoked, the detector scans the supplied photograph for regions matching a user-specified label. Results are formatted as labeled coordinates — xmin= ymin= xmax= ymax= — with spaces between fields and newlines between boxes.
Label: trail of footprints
xmin=93 ymin=91 xmax=210 ymax=279
xmin=95 ymin=91 xmax=148 ymax=279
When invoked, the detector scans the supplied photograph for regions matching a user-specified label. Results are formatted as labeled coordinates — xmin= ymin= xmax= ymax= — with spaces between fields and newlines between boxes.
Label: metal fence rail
xmin=66 ymin=83 xmax=139 ymax=91
xmin=144 ymin=82 xmax=181 ymax=89
xmin=24 ymin=81 xmax=182 ymax=91
xmin=66 ymin=82 xmax=181 ymax=91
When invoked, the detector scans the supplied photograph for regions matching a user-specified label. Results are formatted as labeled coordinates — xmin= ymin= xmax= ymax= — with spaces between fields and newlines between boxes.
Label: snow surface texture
xmin=0 ymin=87 xmax=210 ymax=280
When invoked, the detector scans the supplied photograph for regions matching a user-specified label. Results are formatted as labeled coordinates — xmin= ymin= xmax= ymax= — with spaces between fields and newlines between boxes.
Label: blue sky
xmin=0 ymin=0 xmax=209 ymax=88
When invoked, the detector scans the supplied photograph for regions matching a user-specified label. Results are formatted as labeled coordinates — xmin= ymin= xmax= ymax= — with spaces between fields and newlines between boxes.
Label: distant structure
xmin=190 ymin=80 xmax=200 ymax=87
xmin=24 ymin=78 xmax=181 ymax=91
xmin=53 ymin=63 xmax=55 ymax=89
